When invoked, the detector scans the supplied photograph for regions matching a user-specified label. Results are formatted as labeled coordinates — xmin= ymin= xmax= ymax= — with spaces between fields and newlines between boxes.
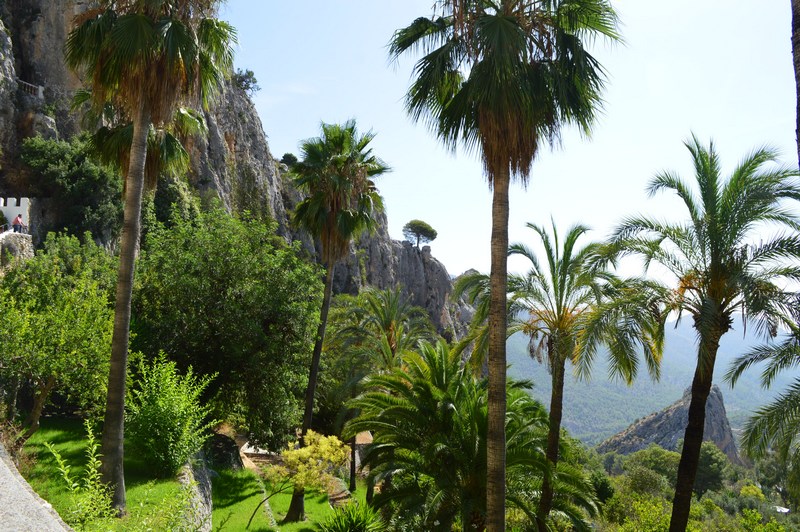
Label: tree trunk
xmin=486 ymin=167 xmax=510 ymax=532
xmin=284 ymin=263 xmax=335 ymax=523
xmin=101 ymin=102 xmax=150 ymax=516
xmin=792 ymin=0 xmax=800 ymax=169
xmin=536 ymin=355 xmax=565 ymax=531
xmin=19 ymin=376 xmax=55 ymax=443
xmin=349 ymin=435 xmax=357 ymax=492
xmin=5 ymin=375 xmax=19 ymax=422
xmin=669 ymin=338 xmax=719 ymax=532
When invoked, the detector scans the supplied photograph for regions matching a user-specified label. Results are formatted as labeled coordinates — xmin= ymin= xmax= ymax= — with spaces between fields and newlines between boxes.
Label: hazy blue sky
xmin=221 ymin=1 xmax=796 ymax=278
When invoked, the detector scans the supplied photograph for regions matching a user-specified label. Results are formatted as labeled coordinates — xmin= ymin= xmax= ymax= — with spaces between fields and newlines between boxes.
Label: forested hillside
xmin=508 ymin=319 xmax=800 ymax=445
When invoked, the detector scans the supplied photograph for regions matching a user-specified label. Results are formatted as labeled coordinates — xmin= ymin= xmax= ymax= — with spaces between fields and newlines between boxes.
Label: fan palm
xmin=345 ymin=340 xmax=597 ymax=531
xmin=509 ymin=221 xmax=664 ymax=527
xmin=613 ymin=135 xmax=800 ymax=531
xmin=390 ymin=3 xmax=618 ymax=526
xmin=287 ymin=119 xmax=388 ymax=521
xmin=64 ymin=0 xmax=234 ymax=512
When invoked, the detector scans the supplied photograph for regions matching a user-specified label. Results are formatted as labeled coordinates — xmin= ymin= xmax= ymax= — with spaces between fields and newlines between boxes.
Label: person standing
xmin=11 ymin=214 xmax=23 ymax=233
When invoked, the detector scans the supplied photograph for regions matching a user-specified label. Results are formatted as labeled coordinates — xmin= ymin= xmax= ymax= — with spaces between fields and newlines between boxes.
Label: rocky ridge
xmin=0 ymin=0 xmax=470 ymax=337
xmin=596 ymin=385 xmax=743 ymax=465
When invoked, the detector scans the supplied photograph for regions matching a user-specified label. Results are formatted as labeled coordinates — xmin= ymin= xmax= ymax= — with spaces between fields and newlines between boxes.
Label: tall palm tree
xmin=509 ymin=221 xmax=664 ymax=529
xmin=389 ymin=3 xmax=618 ymax=526
xmin=345 ymin=340 xmax=597 ymax=531
xmin=451 ymin=270 xmax=526 ymax=376
xmin=64 ymin=0 xmax=234 ymax=512
xmin=287 ymin=119 xmax=389 ymax=521
xmin=793 ymin=0 xmax=800 ymax=168
xmin=613 ymin=135 xmax=800 ymax=531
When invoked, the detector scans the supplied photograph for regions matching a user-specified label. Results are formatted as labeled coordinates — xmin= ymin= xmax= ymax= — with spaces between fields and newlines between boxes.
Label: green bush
xmin=126 ymin=354 xmax=216 ymax=477
xmin=317 ymin=502 xmax=385 ymax=532
xmin=45 ymin=419 xmax=115 ymax=530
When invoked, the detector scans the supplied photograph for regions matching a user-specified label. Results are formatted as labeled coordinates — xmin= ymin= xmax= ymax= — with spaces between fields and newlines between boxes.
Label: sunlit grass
xmin=23 ymin=418 xmax=365 ymax=531
xmin=24 ymin=417 xmax=185 ymax=530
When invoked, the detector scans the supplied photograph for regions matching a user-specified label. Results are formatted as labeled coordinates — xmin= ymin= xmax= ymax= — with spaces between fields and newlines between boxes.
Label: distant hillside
xmin=596 ymin=385 xmax=742 ymax=465
xmin=507 ymin=319 xmax=799 ymax=446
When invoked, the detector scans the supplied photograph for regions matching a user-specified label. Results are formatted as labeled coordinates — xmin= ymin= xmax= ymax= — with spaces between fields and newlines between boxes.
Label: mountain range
xmin=507 ymin=318 xmax=799 ymax=446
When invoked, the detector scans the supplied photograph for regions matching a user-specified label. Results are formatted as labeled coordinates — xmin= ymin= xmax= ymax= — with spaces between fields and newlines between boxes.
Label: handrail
xmin=0 ymin=223 xmax=30 ymax=235
xmin=16 ymin=78 xmax=44 ymax=100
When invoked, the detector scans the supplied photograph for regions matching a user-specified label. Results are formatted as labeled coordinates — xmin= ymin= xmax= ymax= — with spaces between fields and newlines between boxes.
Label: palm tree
xmin=345 ymin=340 xmax=597 ymax=531
xmin=613 ymin=135 xmax=800 ymax=531
xmin=793 ymin=0 xmax=800 ymax=168
xmin=286 ymin=119 xmax=389 ymax=521
xmin=64 ymin=0 xmax=234 ymax=512
xmin=726 ymin=315 xmax=800 ymax=502
xmin=317 ymin=288 xmax=435 ymax=494
xmin=509 ymin=221 xmax=664 ymax=529
xmin=348 ymin=287 xmax=435 ymax=360
xmin=451 ymin=270 xmax=526 ymax=376
xmin=389 ymin=3 xmax=618 ymax=526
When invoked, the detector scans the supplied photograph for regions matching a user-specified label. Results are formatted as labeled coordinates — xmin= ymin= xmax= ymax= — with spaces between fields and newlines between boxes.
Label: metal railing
xmin=0 ymin=223 xmax=29 ymax=235
xmin=17 ymin=78 xmax=44 ymax=100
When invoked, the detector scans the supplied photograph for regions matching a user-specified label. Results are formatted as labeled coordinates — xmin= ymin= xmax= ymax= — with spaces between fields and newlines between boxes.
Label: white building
xmin=0 ymin=197 xmax=31 ymax=231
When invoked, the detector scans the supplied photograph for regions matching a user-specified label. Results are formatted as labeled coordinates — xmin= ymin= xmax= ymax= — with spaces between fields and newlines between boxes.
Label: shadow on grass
xmin=212 ymin=469 xmax=264 ymax=510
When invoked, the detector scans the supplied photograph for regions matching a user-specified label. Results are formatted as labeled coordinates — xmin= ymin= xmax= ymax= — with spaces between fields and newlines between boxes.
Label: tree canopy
xmin=402 ymin=219 xmax=437 ymax=248
xmin=133 ymin=210 xmax=322 ymax=448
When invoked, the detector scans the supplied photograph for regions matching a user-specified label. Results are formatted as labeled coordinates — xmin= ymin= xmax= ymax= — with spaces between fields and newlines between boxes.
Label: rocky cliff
xmin=0 ymin=0 xmax=469 ymax=337
xmin=596 ymin=385 xmax=743 ymax=465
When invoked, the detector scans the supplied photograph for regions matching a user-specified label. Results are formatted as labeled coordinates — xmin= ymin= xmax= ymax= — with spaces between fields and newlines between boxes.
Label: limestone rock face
xmin=596 ymin=385 xmax=742 ymax=465
xmin=0 ymin=19 xmax=18 ymax=172
xmin=328 ymin=211 xmax=469 ymax=338
xmin=188 ymin=84 xmax=296 ymax=238
xmin=0 ymin=232 xmax=34 ymax=268
xmin=3 ymin=0 xmax=83 ymax=138
xmin=0 ymin=5 xmax=472 ymax=338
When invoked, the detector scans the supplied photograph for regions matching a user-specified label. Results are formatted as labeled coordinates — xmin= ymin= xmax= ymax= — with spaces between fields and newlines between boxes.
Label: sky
xmin=220 ymin=1 xmax=796 ymax=278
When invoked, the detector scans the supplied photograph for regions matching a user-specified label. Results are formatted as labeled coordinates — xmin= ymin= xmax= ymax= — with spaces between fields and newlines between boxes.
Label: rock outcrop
xmin=0 ymin=231 xmax=34 ymax=269
xmin=0 ymin=2 xmax=471 ymax=336
xmin=0 ymin=18 xmax=19 ymax=174
xmin=596 ymin=385 xmax=742 ymax=465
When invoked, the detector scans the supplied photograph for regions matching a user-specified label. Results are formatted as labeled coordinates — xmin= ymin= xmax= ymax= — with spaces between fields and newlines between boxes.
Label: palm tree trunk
xmin=793 ymin=0 xmax=800 ymax=169
xmin=285 ymin=262 xmax=335 ymax=523
xmin=669 ymin=339 xmax=719 ymax=532
xmin=537 ymin=355 xmax=565 ymax=531
xmin=486 ymin=167 xmax=510 ymax=532
xmin=349 ymin=435 xmax=357 ymax=492
xmin=101 ymin=101 xmax=150 ymax=516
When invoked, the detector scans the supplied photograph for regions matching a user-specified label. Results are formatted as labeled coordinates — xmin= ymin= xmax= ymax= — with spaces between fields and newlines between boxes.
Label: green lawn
xmin=23 ymin=417 xmax=364 ymax=531
xmin=212 ymin=467 xmax=340 ymax=532
xmin=24 ymin=417 xmax=189 ymax=531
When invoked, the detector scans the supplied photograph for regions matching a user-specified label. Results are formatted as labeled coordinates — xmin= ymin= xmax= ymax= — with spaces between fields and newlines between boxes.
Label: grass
xmin=212 ymin=468 xmax=338 ymax=532
xmin=23 ymin=417 xmax=366 ymax=531
xmin=24 ymin=417 xmax=188 ymax=531
xmin=211 ymin=468 xmax=273 ymax=531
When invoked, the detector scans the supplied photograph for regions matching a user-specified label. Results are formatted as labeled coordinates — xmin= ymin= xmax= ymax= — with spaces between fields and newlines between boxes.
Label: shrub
xmin=232 ymin=68 xmax=260 ymax=95
xmin=45 ymin=419 xmax=115 ymax=530
xmin=317 ymin=502 xmax=385 ymax=532
xmin=126 ymin=354 xmax=216 ymax=477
